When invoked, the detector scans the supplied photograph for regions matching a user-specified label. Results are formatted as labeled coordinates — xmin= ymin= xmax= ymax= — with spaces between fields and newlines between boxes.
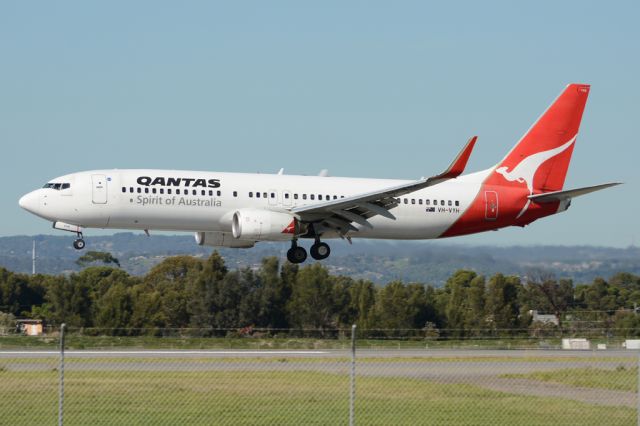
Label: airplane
xmin=18 ymin=83 xmax=620 ymax=264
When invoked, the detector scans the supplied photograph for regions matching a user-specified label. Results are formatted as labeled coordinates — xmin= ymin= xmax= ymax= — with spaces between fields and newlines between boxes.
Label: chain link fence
xmin=0 ymin=327 xmax=639 ymax=425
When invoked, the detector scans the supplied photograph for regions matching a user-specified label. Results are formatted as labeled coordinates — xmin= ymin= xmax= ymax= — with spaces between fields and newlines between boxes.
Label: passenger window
xmin=168 ymin=189 xmax=172 ymax=195
xmin=326 ymin=195 xmax=329 ymax=200
xmin=217 ymin=190 xmax=221 ymax=196
xmin=403 ymin=198 xmax=408 ymax=204
xmin=256 ymin=192 xmax=261 ymax=198
xmin=202 ymin=190 xmax=207 ymax=196
xmin=271 ymin=193 xmax=275 ymax=198
xmin=192 ymin=190 xmax=197 ymax=195
xmin=160 ymin=188 xmax=164 ymax=194
xmin=441 ymin=200 xmax=445 ymax=206
xmin=137 ymin=188 xmax=142 ymax=193
xmin=341 ymin=196 xmax=345 ymax=198
xmin=318 ymin=195 xmax=323 ymax=200
xmin=152 ymin=188 xmax=157 ymax=194
xmin=122 ymin=187 xmax=126 ymax=193
xmin=294 ymin=194 xmax=298 ymax=200
xmin=249 ymin=192 xmax=253 ymax=198
xmin=177 ymin=189 xmax=181 ymax=195
xmin=411 ymin=199 xmax=415 ymax=204
xmin=419 ymin=199 xmax=423 ymax=205
xmin=310 ymin=194 xmax=315 ymax=200
xmin=426 ymin=200 xmax=430 ymax=205
xmin=448 ymin=200 xmax=452 ymax=206
xmin=433 ymin=199 xmax=437 ymax=205
xmin=455 ymin=201 xmax=459 ymax=206
xmin=333 ymin=195 xmax=337 ymax=200
xmin=284 ymin=193 xmax=289 ymax=199
xmin=233 ymin=191 xmax=238 ymax=197
xmin=145 ymin=188 xmax=149 ymax=194
xmin=303 ymin=194 xmax=307 ymax=200
xmin=130 ymin=187 xmax=134 ymax=193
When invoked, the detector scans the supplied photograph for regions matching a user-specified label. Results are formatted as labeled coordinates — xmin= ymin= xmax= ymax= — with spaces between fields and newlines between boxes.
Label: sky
xmin=1 ymin=1 xmax=638 ymax=247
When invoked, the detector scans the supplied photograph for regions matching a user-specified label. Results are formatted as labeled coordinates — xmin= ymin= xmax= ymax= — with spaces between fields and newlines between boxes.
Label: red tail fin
xmin=494 ymin=83 xmax=590 ymax=193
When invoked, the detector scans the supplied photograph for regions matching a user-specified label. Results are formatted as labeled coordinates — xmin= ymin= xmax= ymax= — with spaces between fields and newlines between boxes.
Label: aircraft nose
xmin=19 ymin=191 xmax=39 ymax=213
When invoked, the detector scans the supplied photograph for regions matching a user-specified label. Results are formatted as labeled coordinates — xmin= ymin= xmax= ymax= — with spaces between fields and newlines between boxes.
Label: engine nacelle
xmin=231 ymin=209 xmax=300 ymax=241
xmin=194 ymin=231 xmax=255 ymax=248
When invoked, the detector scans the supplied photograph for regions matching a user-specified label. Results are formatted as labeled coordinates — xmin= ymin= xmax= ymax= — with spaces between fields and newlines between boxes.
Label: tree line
xmin=1 ymin=251 xmax=640 ymax=337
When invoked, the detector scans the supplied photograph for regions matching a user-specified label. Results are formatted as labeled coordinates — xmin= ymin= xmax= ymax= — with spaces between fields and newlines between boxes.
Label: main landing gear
xmin=286 ymin=238 xmax=331 ymax=264
xmin=73 ymin=232 xmax=86 ymax=250
xmin=310 ymin=241 xmax=330 ymax=260
xmin=287 ymin=240 xmax=307 ymax=264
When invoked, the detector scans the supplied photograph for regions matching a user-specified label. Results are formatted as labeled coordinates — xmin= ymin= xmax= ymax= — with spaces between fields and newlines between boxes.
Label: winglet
xmin=427 ymin=136 xmax=477 ymax=185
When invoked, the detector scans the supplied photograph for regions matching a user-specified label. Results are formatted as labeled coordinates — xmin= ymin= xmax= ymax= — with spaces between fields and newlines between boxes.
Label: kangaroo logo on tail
xmin=495 ymin=135 xmax=576 ymax=218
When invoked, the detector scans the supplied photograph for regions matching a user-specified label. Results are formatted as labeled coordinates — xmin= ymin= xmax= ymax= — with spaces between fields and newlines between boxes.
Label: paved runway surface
xmin=1 ymin=348 xmax=636 ymax=358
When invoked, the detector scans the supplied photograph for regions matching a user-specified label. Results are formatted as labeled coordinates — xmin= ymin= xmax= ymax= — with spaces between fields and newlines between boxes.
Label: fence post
xmin=59 ymin=323 xmax=66 ymax=426
xmin=350 ymin=324 xmax=356 ymax=426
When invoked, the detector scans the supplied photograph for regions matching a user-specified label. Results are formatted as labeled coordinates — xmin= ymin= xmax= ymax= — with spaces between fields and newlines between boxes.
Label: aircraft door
xmin=484 ymin=191 xmax=498 ymax=220
xmin=92 ymin=174 xmax=108 ymax=204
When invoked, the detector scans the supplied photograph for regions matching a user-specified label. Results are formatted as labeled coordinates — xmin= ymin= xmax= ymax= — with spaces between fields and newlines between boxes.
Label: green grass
xmin=2 ymin=334 xmax=609 ymax=350
xmin=502 ymin=366 xmax=638 ymax=392
xmin=0 ymin=369 xmax=635 ymax=425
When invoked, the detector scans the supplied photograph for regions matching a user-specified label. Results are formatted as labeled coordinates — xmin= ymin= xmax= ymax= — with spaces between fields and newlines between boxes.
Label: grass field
xmin=0 ymin=367 xmax=636 ymax=425
xmin=503 ymin=366 xmax=638 ymax=392
xmin=0 ymin=334 xmax=628 ymax=350
xmin=1 ymin=355 xmax=636 ymax=366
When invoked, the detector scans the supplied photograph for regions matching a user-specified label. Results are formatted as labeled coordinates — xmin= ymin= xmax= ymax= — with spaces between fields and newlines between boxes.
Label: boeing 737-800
xmin=19 ymin=84 xmax=620 ymax=263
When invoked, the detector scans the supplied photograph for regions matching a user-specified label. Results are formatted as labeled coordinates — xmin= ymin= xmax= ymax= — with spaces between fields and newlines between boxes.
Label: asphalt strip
xmin=0 ymin=350 xmax=329 ymax=355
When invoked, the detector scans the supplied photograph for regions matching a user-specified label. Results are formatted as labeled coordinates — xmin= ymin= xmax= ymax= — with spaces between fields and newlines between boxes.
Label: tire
xmin=287 ymin=246 xmax=307 ymax=264
xmin=310 ymin=242 xmax=330 ymax=260
xmin=73 ymin=239 xmax=85 ymax=250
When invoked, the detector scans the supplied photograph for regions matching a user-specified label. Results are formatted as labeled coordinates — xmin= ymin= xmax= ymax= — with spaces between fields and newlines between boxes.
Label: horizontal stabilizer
xmin=528 ymin=182 xmax=622 ymax=203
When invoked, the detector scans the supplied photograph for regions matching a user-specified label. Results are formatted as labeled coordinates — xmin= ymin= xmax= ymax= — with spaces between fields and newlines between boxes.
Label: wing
xmin=291 ymin=136 xmax=477 ymax=236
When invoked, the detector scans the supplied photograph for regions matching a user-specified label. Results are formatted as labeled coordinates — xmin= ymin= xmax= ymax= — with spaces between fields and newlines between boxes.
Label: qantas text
xmin=136 ymin=176 xmax=221 ymax=188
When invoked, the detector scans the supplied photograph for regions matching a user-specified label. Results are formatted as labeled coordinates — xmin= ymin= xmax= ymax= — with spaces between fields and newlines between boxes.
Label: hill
xmin=1 ymin=233 xmax=638 ymax=285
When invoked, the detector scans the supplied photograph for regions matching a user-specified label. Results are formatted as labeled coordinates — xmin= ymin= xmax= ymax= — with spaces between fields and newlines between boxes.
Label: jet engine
xmin=194 ymin=231 xmax=255 ymax=248
xmin=231 ymin=209 xmax=302 ymax=241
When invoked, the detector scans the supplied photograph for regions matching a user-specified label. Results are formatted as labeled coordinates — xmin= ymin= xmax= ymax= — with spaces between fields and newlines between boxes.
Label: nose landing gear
xmin=73 ymin=232 xmax=85 ymax=250
xmin=52 ymin=222 xmax=86 ymax=250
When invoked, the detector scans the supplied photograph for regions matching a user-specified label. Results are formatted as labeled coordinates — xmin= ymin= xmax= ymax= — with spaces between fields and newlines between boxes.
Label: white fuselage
xmin=19 ymin=169 xmax=490 ymax=240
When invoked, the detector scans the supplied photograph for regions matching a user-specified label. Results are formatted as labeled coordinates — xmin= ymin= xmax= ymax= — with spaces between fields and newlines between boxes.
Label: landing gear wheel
xmin=73 ymin=239 xmax=85 ymax=250
xmin=287 ymin=246 xmax=307 ymax=264
xmin=310 ymin=242 xmax=331 ymax=260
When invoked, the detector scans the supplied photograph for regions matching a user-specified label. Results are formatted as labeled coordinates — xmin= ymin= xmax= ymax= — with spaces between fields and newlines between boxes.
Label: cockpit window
xmin=42 ymin=182 xmax=71 ymax=190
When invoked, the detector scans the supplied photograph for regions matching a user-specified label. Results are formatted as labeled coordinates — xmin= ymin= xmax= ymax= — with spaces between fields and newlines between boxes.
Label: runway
xmin=0 ymin=348 xmax=635 ymax=358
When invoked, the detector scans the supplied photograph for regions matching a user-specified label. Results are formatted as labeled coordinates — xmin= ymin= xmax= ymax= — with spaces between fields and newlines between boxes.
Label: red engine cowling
xmin=231 ymin=209 xmax=300 ymax=241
